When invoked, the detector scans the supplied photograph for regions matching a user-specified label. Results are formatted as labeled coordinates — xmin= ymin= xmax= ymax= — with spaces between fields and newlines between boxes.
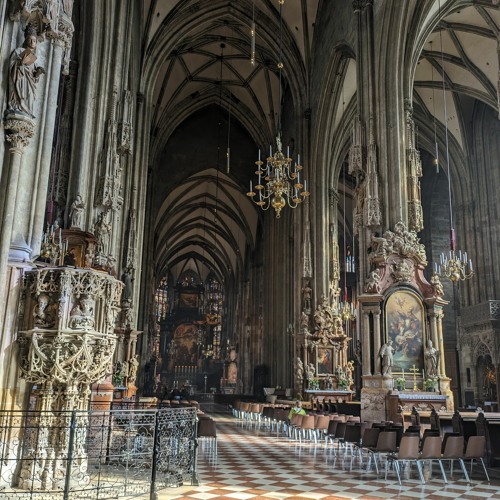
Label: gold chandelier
xmin=436 ymin=235 xmax=473 ymax=282
xmin=246 ymin=134 xmax=309 ymax=218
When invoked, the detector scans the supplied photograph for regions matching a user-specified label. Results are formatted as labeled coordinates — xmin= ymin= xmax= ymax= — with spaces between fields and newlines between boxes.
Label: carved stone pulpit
xmin=17 ymin=267 xmax=122 ymax=490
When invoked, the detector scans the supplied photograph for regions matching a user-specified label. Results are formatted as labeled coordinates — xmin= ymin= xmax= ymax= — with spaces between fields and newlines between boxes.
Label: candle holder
xmin=409 ymin=364 xmax=419 ymax=391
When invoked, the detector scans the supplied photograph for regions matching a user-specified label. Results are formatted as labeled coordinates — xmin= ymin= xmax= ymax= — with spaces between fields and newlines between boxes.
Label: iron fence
xmin=0 ymin=407 xmax=198 ymax=499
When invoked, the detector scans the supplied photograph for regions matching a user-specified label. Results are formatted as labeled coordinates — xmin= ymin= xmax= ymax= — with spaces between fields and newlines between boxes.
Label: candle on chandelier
xmin=258 ymin=149 xmax=261 ymax=162
xmin=304 ymin=179 xmax=308 ymax=192
xmin=270 ymin=145 xmax=272 ymax=156
xmin=469 ymin=259 xmax=472 ymax=270
xmin=297 ymin=154 xmax=300 ymax=165
xmin=250 ymin=179 xmax=252 ymax=192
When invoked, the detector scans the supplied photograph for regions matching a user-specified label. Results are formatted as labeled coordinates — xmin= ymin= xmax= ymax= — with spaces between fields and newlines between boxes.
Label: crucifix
xmin=409 ymin=364 xmax=419 ymax=391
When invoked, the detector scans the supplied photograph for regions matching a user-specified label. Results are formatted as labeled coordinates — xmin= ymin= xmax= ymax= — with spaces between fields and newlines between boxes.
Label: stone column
xmin=428 ymin=310 xmax=438 ymax=349
xmin=0 ymin=116 xmax=34 ymax=312
xmin=373 ymin=308 xmax=381 ymax=374
xmin=28 ymin=37 xmax=66 ymax=254
xmin=361 ymin=310 xmax=371 ymax=376
xmin=436 ymin=311 xmax=446 ymax=377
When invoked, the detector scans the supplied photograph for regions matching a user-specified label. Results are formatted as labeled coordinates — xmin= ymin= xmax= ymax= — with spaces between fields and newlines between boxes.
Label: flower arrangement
xmin=423 ymin=376 xmax=438 ymax=391
xmin=337 ymin=376 xmax=349 ymax=390
xmin=308 ymin=377 xmax=320 ymax=390
xmin=395 ymin=376 xmax=406 ymax=390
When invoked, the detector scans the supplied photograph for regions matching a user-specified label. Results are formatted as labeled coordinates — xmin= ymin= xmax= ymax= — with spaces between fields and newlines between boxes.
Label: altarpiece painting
xmin=385 ymin=289 xmax=425 ymax=372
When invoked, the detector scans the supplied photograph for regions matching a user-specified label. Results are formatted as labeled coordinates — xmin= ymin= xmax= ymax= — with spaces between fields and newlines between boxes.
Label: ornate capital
xmin=4 ymin=113 xmax=35 ymax=149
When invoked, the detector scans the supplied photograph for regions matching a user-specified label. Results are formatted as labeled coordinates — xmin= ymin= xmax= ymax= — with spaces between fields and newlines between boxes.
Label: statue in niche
xmin=69 ymin=296 xmax=94 ymax=329
xmin=424 ymin=340 xmax=440 ymax=378
xmin=94 ymin=211 xmax=112 ymax=256
xmin=121 ymin=266 xmax=133 ymax=302
xmin=127 ymin=354 xmax=139 ymax=386
xmin=8 ymin=23 xmax=45 ymax=118
xmin=33 ymin=293 xmax=55 ymax=328
xmin=301 ymin=281 xmax=312 ymax=312
xmin=69 ymin=194 xmax=85 ymax=229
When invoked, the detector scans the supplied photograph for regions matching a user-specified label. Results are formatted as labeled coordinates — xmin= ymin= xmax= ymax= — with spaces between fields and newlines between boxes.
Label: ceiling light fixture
xmin=246 ymin=0 xmax=309 ymax=218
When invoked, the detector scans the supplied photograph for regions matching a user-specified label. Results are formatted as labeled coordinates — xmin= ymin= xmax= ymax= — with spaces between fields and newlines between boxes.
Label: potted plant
xmin=395 ymin=376 xmax=406 ymax=391
xmin=423 ymin=377 xmax=438 ymax=392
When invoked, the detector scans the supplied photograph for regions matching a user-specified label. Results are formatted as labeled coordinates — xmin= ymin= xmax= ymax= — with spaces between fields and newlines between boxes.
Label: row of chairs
xmin=386 ymin=434 xmax=489 ymax=484
xmin=328 ymin=421 xmax=489 ymax=484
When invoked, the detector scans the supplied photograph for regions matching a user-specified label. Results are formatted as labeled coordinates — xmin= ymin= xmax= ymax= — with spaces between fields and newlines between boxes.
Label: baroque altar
xmin=359 ymin=222 xmax=453 ymax=421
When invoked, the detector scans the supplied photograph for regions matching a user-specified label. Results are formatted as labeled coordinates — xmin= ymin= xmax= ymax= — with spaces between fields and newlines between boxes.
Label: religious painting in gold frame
xmin=385 ymin=289 xmax=425 ymax=372
xmin=316 ymin=347 xmax=334 ymax=375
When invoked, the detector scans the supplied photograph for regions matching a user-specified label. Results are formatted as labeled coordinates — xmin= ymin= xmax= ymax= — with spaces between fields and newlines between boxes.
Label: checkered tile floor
xmin=154 ymin=407 xmax=500 ymax=499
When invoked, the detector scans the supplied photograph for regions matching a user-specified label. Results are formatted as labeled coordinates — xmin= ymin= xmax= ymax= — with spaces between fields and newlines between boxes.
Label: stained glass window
xmin=155 ymin=275 xmax=169 ymax=321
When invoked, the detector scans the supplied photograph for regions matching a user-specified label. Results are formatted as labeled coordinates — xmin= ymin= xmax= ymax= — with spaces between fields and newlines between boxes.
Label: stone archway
xmin=474 ymin=342 xmax=496 ymax=407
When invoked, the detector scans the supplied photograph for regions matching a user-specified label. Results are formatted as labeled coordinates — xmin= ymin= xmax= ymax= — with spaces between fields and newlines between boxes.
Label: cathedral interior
xmin=1 ymin=0 xmax=500 ymax=455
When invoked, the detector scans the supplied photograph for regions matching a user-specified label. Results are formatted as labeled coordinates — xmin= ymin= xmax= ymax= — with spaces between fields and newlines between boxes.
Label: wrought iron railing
xmin=0 ymin=407 xmax=198 ymax=499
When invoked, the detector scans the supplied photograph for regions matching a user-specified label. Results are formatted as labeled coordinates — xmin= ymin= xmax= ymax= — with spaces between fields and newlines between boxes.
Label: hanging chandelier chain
xmin=438 ymin=14 xmax=454 ymax=237
xmin=434 ymin=0 xmax=473 ymax=283
xmin=245 ymin=0 xmax=309 ymax=218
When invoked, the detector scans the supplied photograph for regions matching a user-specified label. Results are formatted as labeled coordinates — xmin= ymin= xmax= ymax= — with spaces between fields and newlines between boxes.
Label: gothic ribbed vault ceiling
xmin=141 ymin=0 xmax=500 ymax=285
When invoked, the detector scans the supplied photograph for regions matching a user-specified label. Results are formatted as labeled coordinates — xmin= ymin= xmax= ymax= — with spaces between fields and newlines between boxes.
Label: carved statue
xmin=364 ymin=269 xmax=381 ymax=293
xmin=300 ymin=311 xmax=309 ymax=333
xmin=424 ymin=340 xmax=440 ymax=378
xmin=69 ymin=194 xmax=85 ymax=229
xmin=296 ymin=357 xmax=304 ymax=383
xmin=121 ymin=266 xmax=133 ymax=302
xmin=345 ymin=360 xmax=355 ymax=386
xmin=431 ymin=273 xmax=444 ymax=297
xmin=42 ymin=0 xmax=60 ymax=28
xmin=379 ymin=340 xmax=394 ymax=376
xmin=33 ymin=294 xmax=55 ymax=328
xmin=69 ymin=296 xmax=95 ymax=329
xmin=94 ymin=211 xmax=112 ymax=256
xmin=8 ymin=24 xmax=45 ymax=117
xmin=305 ymin=362 xmax=315 ymax=380
xmin=301 ymin=281 xmax=312 ymax=312
xmin=84 ymin=246 xmax=94 ymax=268
xmin=325 ymin=375 xmax=334 ymax=389
xmin=127 ymin=354 xmax=139 ymax=386
xmin=113 ymin=361 xmax=126 ymax=387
